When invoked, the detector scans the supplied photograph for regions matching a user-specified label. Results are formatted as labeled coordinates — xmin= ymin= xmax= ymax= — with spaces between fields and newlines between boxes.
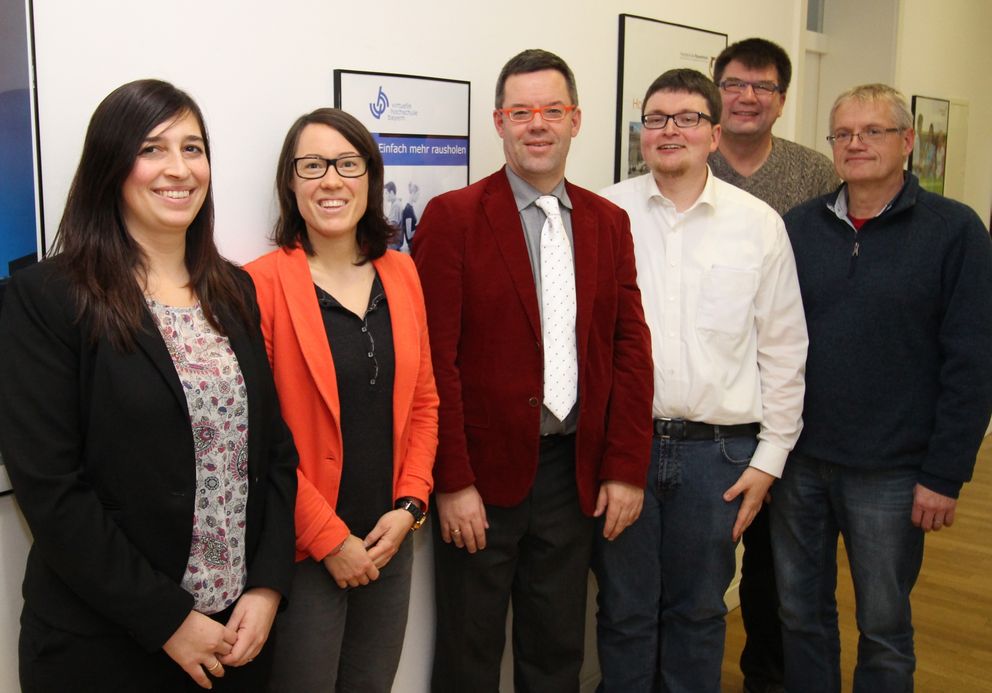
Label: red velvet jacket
xmin=411 ymin=169 xmax=653 ymax=515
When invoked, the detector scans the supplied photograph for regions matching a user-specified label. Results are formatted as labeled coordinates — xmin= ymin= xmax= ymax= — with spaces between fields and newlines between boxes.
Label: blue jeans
xmin=770 ymin=453 xmax=924 ymax=693
xmin=592 ymin=432 xmax=756 ymax=693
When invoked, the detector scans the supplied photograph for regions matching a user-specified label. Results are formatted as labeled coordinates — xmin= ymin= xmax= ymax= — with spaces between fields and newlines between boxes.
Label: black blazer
xmin=0 ymin=260 xmax=298 ymax=652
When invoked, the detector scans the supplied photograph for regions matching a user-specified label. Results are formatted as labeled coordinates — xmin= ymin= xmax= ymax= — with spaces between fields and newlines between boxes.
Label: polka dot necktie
xmin=535 ymin=194 xmax=577 ymax=421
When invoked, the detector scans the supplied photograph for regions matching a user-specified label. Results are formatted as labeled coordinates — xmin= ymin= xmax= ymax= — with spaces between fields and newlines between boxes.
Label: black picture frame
xmin=615 ymin=14 xmax=727 ymax=182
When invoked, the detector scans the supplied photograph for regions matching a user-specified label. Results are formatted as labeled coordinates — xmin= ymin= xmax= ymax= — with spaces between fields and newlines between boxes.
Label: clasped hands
xmin=322 ymin=508 xmax=416 ymax=588
xmin=163 ymin=586 xmax=280 ymax=689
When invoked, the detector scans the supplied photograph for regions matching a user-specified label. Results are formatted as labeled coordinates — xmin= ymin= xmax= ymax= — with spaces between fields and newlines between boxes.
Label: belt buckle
xmin=657 ymin=418 xmax=686 ymax=440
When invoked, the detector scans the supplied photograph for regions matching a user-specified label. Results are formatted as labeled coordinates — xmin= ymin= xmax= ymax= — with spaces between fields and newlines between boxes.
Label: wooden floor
xmin=721 ymin=437 xmax=992 ymax=692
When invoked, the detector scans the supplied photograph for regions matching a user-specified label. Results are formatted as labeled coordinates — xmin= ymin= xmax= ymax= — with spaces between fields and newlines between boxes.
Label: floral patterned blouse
xmin=147 ymin=299 xmax=249 ymax=615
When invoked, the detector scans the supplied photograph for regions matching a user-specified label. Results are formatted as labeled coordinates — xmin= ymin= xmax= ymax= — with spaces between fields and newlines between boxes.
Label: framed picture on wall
xmin=615 ymin=14 xmax=727 ymax=182
xmin=334 ymin=70 xmax=470 ymax=254
xmin=1 ymin=0 xmax=43 ymax=496
xmin=1 ymin=0 xmax=44 ymax=279
xmin=909 ymin=95 xmax=950 ymax=195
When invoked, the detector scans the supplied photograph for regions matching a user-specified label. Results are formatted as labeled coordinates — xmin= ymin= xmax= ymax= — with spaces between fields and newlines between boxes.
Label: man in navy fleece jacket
xmin=774 ymin=83 xmax=992 ymax=693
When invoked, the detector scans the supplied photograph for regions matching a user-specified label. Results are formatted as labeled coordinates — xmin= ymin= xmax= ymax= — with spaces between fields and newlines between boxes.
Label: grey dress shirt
xmin=505 ymin=166 xmax=578 ymax=436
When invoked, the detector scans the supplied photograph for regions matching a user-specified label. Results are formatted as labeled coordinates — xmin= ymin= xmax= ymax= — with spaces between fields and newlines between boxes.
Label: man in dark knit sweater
xmin=709 ymin=38 xmax=838 ymax=218
xmin=776 ymin=83 xmax=992 ymax=693
xmin=709 ymin=38 xmax=839 ymax=693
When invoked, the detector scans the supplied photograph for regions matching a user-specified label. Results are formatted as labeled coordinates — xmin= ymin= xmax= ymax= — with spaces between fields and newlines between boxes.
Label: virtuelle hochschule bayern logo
xmin=369 ymin=86 xmax=418 ymax=121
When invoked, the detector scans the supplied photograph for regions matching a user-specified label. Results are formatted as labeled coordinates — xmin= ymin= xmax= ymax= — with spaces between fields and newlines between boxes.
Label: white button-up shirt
xmin=601 ymin=170 xmax=808 ymax=477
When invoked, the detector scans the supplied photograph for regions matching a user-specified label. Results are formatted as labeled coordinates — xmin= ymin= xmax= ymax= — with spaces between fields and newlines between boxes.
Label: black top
xmin=316 ymin=274 xmax=395 ymax=537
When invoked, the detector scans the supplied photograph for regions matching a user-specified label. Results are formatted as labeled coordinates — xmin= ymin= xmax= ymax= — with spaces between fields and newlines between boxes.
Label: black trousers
xmin=19 ymin=602 xmax=274 ymax=692
xmin=739 ymin=504 xmax=785 ymax=686
xmin=431 ymin=434 xmax=593 ymax=693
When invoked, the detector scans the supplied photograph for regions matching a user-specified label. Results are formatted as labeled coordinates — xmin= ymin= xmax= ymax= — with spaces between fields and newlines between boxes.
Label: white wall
xmin=31 ymin=0 xmax=806 ymax=259
xmin=0 ymin=498 xmax=30 ymax=689
xmin=895 ymin=0 xmax=992 ymax=222
xmin=5 ymin=0 xmax=990 ymax=690
xmin=813 ymin=0 xmax=900 ymax=155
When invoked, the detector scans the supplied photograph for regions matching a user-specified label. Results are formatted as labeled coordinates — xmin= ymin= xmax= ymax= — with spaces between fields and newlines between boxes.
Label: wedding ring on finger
xmin=451 ymin=528 xmax=462 ymax=535
xmin=206 ymin=661 xmax=221 ymax=673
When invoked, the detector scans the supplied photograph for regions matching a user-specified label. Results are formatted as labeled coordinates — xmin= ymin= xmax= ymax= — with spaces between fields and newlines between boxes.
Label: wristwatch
xmin=395 ymin=497 xmax=427 ymax=531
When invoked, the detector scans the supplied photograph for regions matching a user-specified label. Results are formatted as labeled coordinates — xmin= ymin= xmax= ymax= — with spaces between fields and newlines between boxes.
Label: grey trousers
xmin=267 ymin=538 xmax=414 ymax=692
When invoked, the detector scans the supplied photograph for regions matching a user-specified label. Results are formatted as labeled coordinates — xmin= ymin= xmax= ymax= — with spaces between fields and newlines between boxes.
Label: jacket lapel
xmin=483 ymin=170 xmax=542 ymax=340
xmin=134 ymin=311 xmax=191 ymax=420
xmin=566 ymin=182 xmax=598 ymax=366
xmin=276 ymin=247 xmax=341 ymax=423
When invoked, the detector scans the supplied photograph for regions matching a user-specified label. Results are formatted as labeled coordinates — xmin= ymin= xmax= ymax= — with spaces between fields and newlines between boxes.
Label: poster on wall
xmin=1 ymin=0 xmax=43 ymax=495
xmin=909 ymin=95 xmax=949 ymax=196
xmin=334 ymin=70 xmax=470 ymax=253
xmin=1 ymin=0 xmax=43 ymax=280
xmin=614 ymin=14 xmax=727 ymax=182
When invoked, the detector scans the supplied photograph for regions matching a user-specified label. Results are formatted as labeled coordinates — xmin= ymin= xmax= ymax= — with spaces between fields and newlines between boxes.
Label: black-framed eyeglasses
xmin=641 ymin=111 xmax=714 ymax=130
xmin=826 ymin=127 xmax=903 ymax=146
xmin=293 ymin=154 xmax=369 ymax=179
xmin=718 ymin=79 xmax=781 ymax=96
xmin=497 ymin=105 xmax=576 ymax=123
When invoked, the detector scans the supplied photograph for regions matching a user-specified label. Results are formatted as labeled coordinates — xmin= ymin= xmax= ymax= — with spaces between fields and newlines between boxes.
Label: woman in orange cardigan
xmin=246 ymin=108 xmax=438 ymax=692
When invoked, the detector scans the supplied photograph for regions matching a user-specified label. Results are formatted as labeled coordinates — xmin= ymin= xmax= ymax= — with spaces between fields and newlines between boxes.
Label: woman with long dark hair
xmin=246 ymin=108 xmax=437 ymax=691
xmin=0 ymin=79 xmax=297 ymax=692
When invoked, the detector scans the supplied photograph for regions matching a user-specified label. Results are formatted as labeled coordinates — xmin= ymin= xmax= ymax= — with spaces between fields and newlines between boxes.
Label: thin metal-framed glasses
xmin=293 ymin=154 xmax=369 ymax=179
xmin=497 ymin=105 xmax=576 ymax=123
xmin=718 ymin=79 xmax=781 ymax=96
xmin=641 ymin=111 xmax=714 ymax=129
xmin=826 ymin=127 xmax=903 ymax=146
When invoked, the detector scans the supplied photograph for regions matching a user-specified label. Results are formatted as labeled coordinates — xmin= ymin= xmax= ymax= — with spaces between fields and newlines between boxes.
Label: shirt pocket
xmin=696 ymin=266 xmax=759 ymax=337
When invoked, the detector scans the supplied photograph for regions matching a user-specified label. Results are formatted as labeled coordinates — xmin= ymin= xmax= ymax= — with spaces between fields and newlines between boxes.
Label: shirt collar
xmin=644 ymin=166 xmax=718 ymax=214
xmin=827 ymin=183 xmax=898 ymax=229
xmin=505 ymin=165 xmax=572 ymax=212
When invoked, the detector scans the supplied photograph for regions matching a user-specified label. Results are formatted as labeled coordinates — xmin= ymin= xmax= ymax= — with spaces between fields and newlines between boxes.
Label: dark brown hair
xmin=50 ymin=79 xmax=251 ymax=350
xmin=713 ymin=38 xmax=792 ymax=94
xmin=495 ymin=49 xmax=578 ymax=109
xmin=272 ymin=108 xmax=392 ymax=261
xmin=643 ymin=69 xmax=723 ymax=125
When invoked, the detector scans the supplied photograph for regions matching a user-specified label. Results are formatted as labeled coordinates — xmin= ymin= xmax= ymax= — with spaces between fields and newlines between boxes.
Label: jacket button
xmin=528 ymin=397 xmax=540 ymax=407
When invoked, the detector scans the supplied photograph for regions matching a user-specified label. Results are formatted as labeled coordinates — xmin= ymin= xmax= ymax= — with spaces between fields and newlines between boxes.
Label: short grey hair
xmin=829 ymin=83 xmax=914 ymax=132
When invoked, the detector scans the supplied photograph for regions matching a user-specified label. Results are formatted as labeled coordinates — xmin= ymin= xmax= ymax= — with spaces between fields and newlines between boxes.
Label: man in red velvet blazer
xmin=411 ymin=49 xmax=653 ymax=692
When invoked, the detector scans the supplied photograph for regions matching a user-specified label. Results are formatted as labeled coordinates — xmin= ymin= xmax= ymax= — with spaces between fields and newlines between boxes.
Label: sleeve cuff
xmin=916 ymin=471 xmax=963 ymax=499
xmin=749 ymin=441 xmax=788 ymax=478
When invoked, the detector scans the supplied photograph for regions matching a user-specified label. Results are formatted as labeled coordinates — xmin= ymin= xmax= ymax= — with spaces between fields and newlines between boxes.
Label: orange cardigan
xmin=246 ymin=247 xmax=438 ymax=562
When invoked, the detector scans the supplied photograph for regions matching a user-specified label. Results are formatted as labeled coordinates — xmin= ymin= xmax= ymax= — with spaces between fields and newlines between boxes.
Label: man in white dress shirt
xmin=595 ymin=68 xmax=808 ymax=693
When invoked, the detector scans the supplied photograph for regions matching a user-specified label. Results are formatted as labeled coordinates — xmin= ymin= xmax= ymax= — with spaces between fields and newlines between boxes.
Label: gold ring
xmin=207 ymin=661 xmax=221 ymax=673
xmin=451 ymin=528 xmax=462 ymax=535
